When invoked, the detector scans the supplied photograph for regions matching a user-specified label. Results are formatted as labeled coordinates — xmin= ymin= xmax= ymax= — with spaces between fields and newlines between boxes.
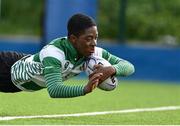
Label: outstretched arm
xmin=102 ymin=49 xmax=135 ymax=76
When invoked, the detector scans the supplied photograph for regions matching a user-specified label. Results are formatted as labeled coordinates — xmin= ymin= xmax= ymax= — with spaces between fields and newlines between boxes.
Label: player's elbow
xmin=48 ymin=92 xmax=58 ymax=98
xmin=48 ymin=93 xmax=64 ymax=98
xmin=48 ymin=93 xmax=57 ymax=98
xmin=122 ymin=62 xmax=135 ymax=76
xmin=47 ymin=88 xmax=62 ymax=98
xmin=126 ymin=63 xmax=135 ymax=76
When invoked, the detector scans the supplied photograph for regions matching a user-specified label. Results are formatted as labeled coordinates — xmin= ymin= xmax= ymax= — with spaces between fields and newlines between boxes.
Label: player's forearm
xmin=102 ymin=50 xmax=135 ymax=76
xmin=44 ymin=72 xmax=85 ymax=98
xmin=113 ymin=60 xmax=135 ymax=76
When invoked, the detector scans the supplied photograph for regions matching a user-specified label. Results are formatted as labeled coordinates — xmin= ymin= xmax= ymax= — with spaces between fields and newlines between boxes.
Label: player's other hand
xmin=84 ymin=73 xmax=103 ymax=94
xmin=91 ymin=64 xmax=116 ymax=84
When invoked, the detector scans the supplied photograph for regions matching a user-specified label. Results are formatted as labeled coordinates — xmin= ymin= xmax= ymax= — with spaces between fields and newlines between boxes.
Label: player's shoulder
xmin=49 ymin=37 xmax=67 ymax=44
xmin=40 ymin=37 xmax=67 ymax=53
xmin=39 ymin=38 xmax=67 ymax=62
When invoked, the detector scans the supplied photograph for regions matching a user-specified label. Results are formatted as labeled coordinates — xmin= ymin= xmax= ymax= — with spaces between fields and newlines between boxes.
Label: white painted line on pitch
xmin=0 ymin=106 xmax=180 ymax=121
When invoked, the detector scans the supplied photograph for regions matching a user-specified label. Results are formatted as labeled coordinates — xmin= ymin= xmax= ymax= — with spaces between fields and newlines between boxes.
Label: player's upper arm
xmin=42 ymin=56 xmax=62 ymax=75
xmin=102 ymin=49 xmax=123 ymax=65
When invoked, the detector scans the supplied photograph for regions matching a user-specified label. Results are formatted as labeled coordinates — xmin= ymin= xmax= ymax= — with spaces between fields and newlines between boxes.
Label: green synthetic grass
xmin=0 ymin=80 xmax=180 ymax=125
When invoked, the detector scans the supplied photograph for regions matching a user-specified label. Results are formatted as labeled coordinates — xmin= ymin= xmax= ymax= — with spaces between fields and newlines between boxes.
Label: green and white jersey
xmin=11 ymin=37 xmax=134 ymax=98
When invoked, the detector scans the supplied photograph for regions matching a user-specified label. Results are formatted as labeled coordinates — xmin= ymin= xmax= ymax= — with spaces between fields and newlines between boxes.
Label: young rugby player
xmin=0 ymin=13 xmax=135 ymax=98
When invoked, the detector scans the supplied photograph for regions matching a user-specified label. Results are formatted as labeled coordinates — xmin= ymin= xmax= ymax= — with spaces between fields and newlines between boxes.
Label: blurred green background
xmin=0 ymin=0 xmax=180 ymax=45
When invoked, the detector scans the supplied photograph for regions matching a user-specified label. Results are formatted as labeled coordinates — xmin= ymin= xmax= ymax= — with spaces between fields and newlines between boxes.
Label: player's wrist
xmin=107 ymin=66 xmax=116 ymax=76
xmin=112 ymin=65 xmax=118 ymax=75
xmin=111 ymin=66 xmax=116 ymax=75
xmin=83 ymin=85 xmax=90 ymax=95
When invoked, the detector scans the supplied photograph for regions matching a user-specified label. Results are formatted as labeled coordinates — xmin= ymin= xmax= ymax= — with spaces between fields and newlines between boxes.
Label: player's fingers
xmin=91 ymin=80 xmax=99 ymax=90
xmin=91 ymin=78 xmax=99 ymax=85
xmin=90 ymin=73 xmax=102 ymax=80
xmin=90 ymin=73 xmax=103 ymax=81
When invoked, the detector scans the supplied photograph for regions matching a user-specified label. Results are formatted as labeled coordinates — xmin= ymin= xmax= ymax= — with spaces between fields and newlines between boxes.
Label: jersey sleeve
xmin=102 ymin=49 xmax=135 ymax=76
xmin=39 ymin=45 xmax=85 ymax=98
xmin=42 ymin=57 xmax=85 ymax=98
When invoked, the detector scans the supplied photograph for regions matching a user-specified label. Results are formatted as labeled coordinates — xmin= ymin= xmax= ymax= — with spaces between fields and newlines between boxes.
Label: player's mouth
xmin=86 ymin=50 xmax=94 ymax=56
xmin=89 ymin=49 xmax=95 ymax=54
xmin=90 ymin=50 xmax=95 ymax=53
xmin=85 ymin=48 xmax=95 ymax=56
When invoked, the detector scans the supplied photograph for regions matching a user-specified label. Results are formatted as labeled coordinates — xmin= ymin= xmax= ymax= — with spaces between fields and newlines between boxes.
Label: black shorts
xmin=0 ymin=51 xmax=27 ymax=93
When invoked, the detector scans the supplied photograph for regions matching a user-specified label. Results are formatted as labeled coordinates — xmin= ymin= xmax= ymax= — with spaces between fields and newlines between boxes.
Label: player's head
xmin=67 ymin=13 xmax=98 ymax=57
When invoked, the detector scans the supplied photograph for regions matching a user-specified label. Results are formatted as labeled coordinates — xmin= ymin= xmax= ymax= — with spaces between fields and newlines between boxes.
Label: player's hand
xmin=90 ymin=64 xmax=116 ymax=84
xmin=84 ymin=72 xmax=103 ymax=94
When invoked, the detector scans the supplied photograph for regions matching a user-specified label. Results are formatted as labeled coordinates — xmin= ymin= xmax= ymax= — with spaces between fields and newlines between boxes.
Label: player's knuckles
xmin=92 ymin=73 xmax=101 ymax=79
xmin=89 ymin=74 xmax=97 ymax=80
xmin=93 ymin=75 xmax=102 ymax=81
xmin=89 ymin=73 xmax=102 ymax=82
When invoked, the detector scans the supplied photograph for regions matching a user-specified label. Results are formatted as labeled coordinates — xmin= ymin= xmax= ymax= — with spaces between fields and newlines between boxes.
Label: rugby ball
xmin=85 ymin=56 xmax=118 ymax=91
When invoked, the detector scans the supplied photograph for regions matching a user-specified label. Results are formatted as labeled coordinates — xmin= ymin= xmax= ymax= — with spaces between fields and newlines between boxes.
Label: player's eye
xmin=95 ymin=35 xmax=98 ymax=40
xmin=86 ymin=36 xmax=93 ymax=41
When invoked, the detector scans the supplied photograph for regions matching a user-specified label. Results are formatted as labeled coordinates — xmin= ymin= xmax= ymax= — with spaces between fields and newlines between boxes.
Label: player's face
xmin=73 ymin=26 xmax=98 ymax=57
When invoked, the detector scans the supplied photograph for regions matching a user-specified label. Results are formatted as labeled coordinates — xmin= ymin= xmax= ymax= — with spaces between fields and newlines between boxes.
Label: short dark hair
xmin=67 ymin=13 xmax=96 ymax=37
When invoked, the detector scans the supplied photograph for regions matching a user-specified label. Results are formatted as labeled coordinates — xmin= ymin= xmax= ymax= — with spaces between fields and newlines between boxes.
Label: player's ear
xmin=69 ymin=34 xmax=77 ymax=44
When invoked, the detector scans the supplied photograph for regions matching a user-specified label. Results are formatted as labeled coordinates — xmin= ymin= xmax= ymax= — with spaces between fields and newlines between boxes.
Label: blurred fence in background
xmin=98 ymin=0 xmax=180 ymax=45
xmin=0 ymin=0 xmax=179 ymax=82
xmin=44 ymin=0 xmax=97 ymax=44
xmin=0 ymin=0 xmax=180 ymax=45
